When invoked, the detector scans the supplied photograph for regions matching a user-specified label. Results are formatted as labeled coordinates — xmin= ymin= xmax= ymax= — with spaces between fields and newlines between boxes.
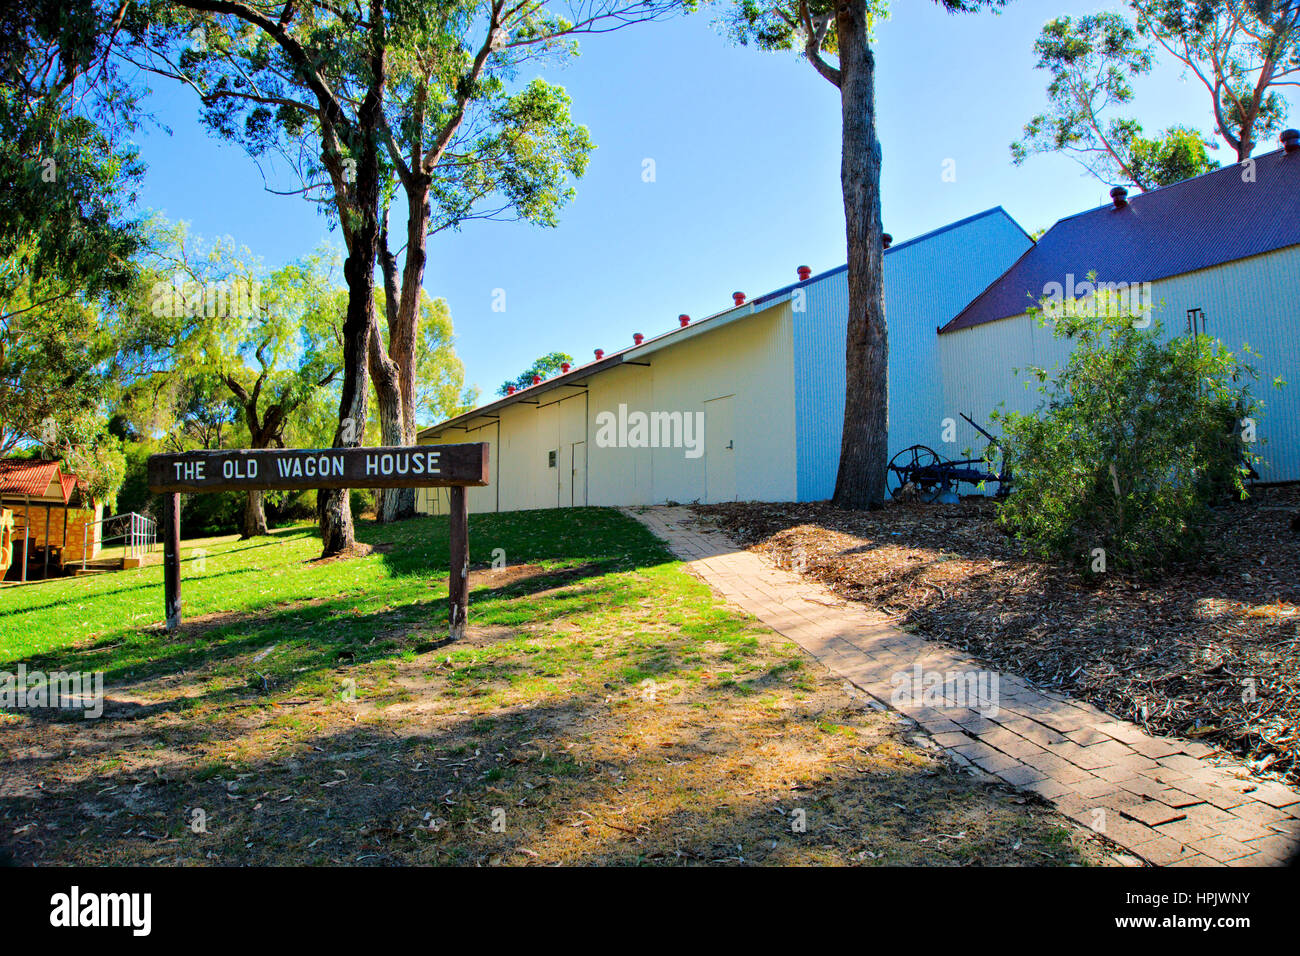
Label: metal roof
xmin=0 ymin=458 xmax=71 ymax=502
xmin=59 ymin=470 xmax=83 ymax=503
xmin=941 ymin=144 xmax=1300 ymax=334
xmin=419 ymin=207 xmax=1021 ymax=439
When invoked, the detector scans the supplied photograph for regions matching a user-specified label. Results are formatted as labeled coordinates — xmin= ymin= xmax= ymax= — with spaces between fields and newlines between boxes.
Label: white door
xmin=570 ymin=442 xmax=587 ymax=507
xmin=704 ymin=395 xmax=736 ymax=503
xmin=556 ymin=445 xmax=570 ymax=508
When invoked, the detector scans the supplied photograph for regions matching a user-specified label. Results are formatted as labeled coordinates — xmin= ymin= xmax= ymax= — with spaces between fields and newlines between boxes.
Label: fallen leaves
xmin=698 ymin=487 xmax=1300 ymax=784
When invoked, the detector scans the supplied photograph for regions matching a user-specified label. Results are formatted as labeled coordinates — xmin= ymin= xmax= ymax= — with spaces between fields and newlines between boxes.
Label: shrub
xmin=349 ymin=487 xmax=375 ymax=519
xmin=993 ymin=295 xmax=1264 ymax=575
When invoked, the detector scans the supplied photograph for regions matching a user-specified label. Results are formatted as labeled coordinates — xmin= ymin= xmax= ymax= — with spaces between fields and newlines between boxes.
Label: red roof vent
xmin=1282 ymin=129 xmax=1300 ymax=153
xmin=632 ymin=332 xmax=644 ymax=345
xmin=732 ymin=291 xmax=746 ymax=306
xmin=882 ymin=233 xmax=893 ymax=249
xmin=797 ymin=265 xmax=811 ymax=281
xmin=1110 ymin=186 xmax=1129 ymax=208
xmin=678 ymin=314 xmax=691 ymax=327
xmin=594 ymin=348 xmax=604 ymax=360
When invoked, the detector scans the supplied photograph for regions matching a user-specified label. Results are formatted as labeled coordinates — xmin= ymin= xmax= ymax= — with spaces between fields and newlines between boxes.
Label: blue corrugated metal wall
xmin=792 ymin=208 xmax=1033 ymax=501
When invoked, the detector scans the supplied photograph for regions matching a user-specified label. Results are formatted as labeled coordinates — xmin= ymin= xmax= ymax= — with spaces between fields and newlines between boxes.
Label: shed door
xmin=569 ymin=442 xmax=587 ymax=507
xmin=704 ymin=395 xmax=736 ymax=503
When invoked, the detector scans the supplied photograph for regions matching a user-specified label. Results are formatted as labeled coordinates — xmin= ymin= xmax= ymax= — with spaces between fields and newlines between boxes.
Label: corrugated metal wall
xmin=419 ymin=302 xmax=797 ymax=513
xmin=1149 ymin=246 xmax=1300 ymax=482
xmin=415 ymin=224 xmax=1297 ymax=515
xmin=939 ymin=243 xmax=1300 ymax=484
xmin=792 ymin=209 xmax=1034 ymax=501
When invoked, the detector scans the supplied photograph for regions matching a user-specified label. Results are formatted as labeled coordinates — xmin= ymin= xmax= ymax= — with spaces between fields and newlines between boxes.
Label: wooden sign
xmin=146 ymin=443 xmax=489 ymax=640
xmin=147 ymin=444 xmax=489 ymax=494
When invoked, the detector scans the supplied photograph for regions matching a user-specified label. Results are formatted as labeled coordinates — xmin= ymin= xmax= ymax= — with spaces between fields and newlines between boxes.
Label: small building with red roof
xmin=0 ymin=458 xmax=103 ymax=581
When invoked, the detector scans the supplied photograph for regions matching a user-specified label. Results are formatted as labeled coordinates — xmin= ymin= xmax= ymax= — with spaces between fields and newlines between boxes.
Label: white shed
xmin=416 ymin=207 xmax=1032 ymax=514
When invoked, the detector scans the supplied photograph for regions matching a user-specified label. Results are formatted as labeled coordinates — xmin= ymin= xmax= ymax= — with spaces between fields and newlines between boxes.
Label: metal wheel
xmin=887 ymin=445 xmax=945 ymax=502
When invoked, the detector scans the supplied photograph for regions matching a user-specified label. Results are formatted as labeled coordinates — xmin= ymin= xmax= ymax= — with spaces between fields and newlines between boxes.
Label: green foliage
xmin=181 ymin=489 xmax=250 ymax=537
xmin=424 ymin=78 xmax=594 ymax=234
xmin=148 ymin=1 xmax=635 ymax=238
xmin=994 ymin=290 xmax=1265 ymax=575
xmin=411 ymin=293 xmax=474 ymax=424
xmin=0 ymin=1 xmax=145 ymax=307
xmin=0 ymin=1 xmax=160 ymax=507
xmin=350 ymin=487 xmax=376 ymax=520
xmin=725 ymin=0 xmax=851 ymax=54
xmin=125 ymin=225 xmax=346 ymax=453
xmin=723 ymin=0 xmax=1003 ymax=58
xmin=0 ymin=262 xmax=157 ymax=508
xmin=1015 ymin=2 xmax=1300 ymax=182
xmin=499 ymin=351 xmax=573 ymax=396
xmin=1128 ymin=124 xmax=1221 ymax=186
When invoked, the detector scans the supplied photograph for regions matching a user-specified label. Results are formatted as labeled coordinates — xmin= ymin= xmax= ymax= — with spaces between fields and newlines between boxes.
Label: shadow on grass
xmin=0 ymin=528 xmax=315 ymax=620
xmin=6 ymin=556 xmax=666 ymax=735
xmin=0 ymin=689 xmax=1091 ymax=867
xmin=0 ymin=506 xmax=1107 ymax=866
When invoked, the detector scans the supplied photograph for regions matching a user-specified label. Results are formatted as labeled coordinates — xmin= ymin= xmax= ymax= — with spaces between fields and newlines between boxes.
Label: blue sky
xmin=130 ymin=1 xmax=1297 ymax=411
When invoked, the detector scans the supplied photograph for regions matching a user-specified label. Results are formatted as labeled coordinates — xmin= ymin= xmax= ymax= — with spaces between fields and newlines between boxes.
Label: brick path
xmin=628 ymin=506 xmax=1300 ymax=867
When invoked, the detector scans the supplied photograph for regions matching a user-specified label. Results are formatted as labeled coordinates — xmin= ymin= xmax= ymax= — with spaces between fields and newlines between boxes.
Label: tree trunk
xmin=368 ymin=314 xmax=405 ymax=523
xmin=372 ymin=181 xmax=431 ymax=523
xmin=830 ymin=0 xmax=888 ymax=510
xmin=319 ymin=33 xmax=385 ymax=557
xmin=241 ymin=489 xmax=269 ymax=539
xmin=232 ymin=399 xmax=280 ymax=540
xmin=390 ymin=185 xmax=428 ymax=521
xmin=318 ymin=239 xmax=372 ymax=553
xmin=373 ymin=217 xmax=408 ymax=523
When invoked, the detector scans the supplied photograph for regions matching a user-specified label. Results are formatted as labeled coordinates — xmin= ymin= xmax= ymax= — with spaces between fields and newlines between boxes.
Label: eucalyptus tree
xmin=1 ymin=0 xmax=144 ymax=323
xmin=1013 ymin=3 xmax=1300 ymax=188
xmin=362 ymin=1 xmax=591 ymax=521
xmin=0 ymin=0 xmax=153 ymax=500
xmin=1131 ymin=0 xmax=1300 ymax=162
xmin=1011 ymin=13 xmax=1220 ymax=190
xmin=133 ymin=0 xmax=686 ymax=540
xmin=727 ymin=0 xmax=1006 ymax=509
xmin=124 ymin=0 xmax=393 ymax=553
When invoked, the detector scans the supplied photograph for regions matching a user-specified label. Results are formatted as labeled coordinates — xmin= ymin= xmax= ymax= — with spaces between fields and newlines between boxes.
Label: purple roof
xmin=941 ymin=144 xmax=1300 ymax=334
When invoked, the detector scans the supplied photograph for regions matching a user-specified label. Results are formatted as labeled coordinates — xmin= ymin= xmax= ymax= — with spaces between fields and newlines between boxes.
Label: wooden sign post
xmin=147 ymin=444 xmax=489 ymax=638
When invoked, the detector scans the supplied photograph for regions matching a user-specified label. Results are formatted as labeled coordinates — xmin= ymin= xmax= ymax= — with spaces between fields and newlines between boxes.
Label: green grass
xmin=1 ymin=507 xmax=716 ymax=671
xmin=0 ymin=507 xmax=776 ymax=735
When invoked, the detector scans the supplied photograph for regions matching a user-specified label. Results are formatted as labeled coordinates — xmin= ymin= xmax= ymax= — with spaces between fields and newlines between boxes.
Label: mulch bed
xmin=695 ymin=486 xmax=1300 ymax=785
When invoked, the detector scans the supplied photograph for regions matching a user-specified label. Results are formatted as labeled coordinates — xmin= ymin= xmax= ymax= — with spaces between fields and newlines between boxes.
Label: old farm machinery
xmin=887 ymin=413 xmax=1012 ymax=503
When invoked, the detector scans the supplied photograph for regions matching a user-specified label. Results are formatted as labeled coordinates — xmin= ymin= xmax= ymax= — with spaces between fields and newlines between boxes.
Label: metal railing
xmin=81 ymin=511 xmax=159 ymax=571
xmin=2 ymin=510 xmax=159 ymax=582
